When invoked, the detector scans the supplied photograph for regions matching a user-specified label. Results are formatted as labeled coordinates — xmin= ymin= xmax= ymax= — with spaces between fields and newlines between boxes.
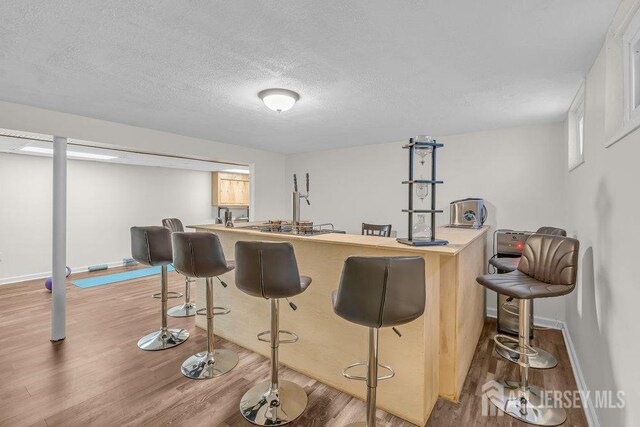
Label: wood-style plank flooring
xmin=0 ymin=266 xmax=587 ymax=426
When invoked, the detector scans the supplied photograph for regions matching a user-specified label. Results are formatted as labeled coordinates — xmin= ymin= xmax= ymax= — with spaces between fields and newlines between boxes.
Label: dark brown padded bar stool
xmin=130 ymin=226 xmax=189 ymax=350
xmin=235 ymin=241 xmax=312 ymax=426
xmin=490 ymin=226 xmax=567 ymax=273
xmin=162 ymin=218 xmax=197 ymax=317
xmin=172 ymin=232 xmax=239 ymax=379
xmin=361 ymin=223 xmax=392 ymax=237
xmin=477 ymin=234 xmax=579 ymax=426
xmin=333 ymin=256 xmax=425 ymax=427
xmin=490 ymin=226 xmax=567 ymax=369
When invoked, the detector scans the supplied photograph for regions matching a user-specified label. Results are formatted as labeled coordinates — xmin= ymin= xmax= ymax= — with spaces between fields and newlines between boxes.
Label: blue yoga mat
xmin=71 ymin=265 xmax=175 ymax=288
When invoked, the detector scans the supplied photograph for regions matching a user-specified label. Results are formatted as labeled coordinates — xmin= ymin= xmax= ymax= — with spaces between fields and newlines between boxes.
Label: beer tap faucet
xmin=292 ymin=173 xmax=310 ymax=229
xmin=304 ymin=173 xmax=310 ymax=206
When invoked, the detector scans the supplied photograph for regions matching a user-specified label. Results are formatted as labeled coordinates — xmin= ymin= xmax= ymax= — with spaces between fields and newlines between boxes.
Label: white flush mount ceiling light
xmin=258 ymin=88 xmax=300 ymax=112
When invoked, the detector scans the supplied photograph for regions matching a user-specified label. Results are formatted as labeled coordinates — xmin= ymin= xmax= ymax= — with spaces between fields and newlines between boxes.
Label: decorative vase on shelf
xmin=412 ymin=214 xmax=432 ymax=241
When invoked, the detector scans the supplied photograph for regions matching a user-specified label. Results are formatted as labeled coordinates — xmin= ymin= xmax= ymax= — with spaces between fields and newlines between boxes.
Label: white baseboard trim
xmin=486 ymin=308 xmax=599 ymax=426
xmin=0 ymin=260 xmax=127 ymax=286
xmin=561 ymin=323 xmax=599 ymax=427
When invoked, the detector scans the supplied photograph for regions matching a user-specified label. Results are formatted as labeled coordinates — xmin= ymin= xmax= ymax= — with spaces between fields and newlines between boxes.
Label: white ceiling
xmin=0 ymin=1 xmax=620 ymax=154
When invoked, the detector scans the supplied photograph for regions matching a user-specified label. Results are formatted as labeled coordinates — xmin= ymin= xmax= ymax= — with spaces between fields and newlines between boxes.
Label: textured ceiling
xmin=0 ymin=1 xmax=620 ymax=153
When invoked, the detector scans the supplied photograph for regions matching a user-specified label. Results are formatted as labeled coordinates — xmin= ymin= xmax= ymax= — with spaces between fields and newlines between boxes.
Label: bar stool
xmin=234 ymin=241 xmax=312 ymax=426
xmin=476 ymin=234 xmax=579 ymax=426
xmin=130 ymin=226 xmax=189 ymax=350
xmin=162 ymin=218 xmax=197 ymax=317
xmin=490 ymin=226 xmax=567 ymax=369
xmin=490 ymin=226 xmax=567 ymax=273
xmin=171 ymin=232 xmax=239 ymax=379
xmin=332 ymin=256 xmax=425 ymax=427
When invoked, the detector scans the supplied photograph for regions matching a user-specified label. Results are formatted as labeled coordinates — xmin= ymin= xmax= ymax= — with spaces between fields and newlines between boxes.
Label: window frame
xmin=623 ymin=7 xmax=640 ymax=128
xmin=568 ymin=83 xmax=585 ymax=171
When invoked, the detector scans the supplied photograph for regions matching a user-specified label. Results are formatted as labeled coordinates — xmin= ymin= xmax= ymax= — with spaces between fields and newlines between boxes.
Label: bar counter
xmin=188 ymin=223 xmax=488 ymax=425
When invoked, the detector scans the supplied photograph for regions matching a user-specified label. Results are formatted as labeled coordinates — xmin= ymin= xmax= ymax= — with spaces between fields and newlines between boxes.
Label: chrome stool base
xmin=137 ymin=328 xmax=189 ymax=351
xmin=181 ymin=349 xmax=239 ymax=379
xmin=140 ymin=265 xmax=190 ymax=350
xmin=240 ymin=299 xmax=307 ymax=426
xmin=167 ymin=302 xmax=197 ymax=318
xmin=240 ymin=380 xmax=308 ymax=426
xmin=485 ymin=379 xmax=566 ymax=426
xmin=496 ymin=341 xmax=558 ymax=369
xmin=182 ymin=276 xmax=235 ymax=380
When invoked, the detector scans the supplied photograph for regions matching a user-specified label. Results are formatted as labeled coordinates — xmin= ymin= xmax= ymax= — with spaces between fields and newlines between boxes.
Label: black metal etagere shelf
xmin=397 ymin=138 xmax=449 ymax=246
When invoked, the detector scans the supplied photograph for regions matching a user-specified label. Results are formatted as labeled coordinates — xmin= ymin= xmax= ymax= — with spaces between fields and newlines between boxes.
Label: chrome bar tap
xmin=292 ymin=173 xmax=310 ymax=232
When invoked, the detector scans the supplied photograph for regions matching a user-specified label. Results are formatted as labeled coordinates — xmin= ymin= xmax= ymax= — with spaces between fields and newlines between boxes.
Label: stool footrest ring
xmin=257 ymin=330 xmax=298 ymax=344
xmin=342 ymin=362 xmax=395 ymax=382
xmin=501 ymin=301 xmax=520 ymax=316
xmin=494 ymin=334 xmax=538 ymax=357
xmin=196 ymin=307 xmax=231 ymax=316
xmin=152 ymin=291 xmax=183 ymax=299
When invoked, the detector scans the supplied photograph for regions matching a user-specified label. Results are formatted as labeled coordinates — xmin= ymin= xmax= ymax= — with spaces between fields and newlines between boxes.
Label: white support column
xmin=51 ymin=136 xmax=67 ymax=341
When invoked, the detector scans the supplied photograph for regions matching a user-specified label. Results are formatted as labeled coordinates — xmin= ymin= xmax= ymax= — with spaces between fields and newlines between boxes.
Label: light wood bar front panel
xmin=438 ymin=234 xmax=486 ymax=401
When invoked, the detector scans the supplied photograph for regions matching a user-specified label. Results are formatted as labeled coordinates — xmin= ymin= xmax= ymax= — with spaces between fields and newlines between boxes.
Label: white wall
xmin=286 ymin=122 xmax=568 ymax=320
xmin=561 ymin=1 xmax=640 ymax=424
xmin=0 ymin=153 xmax=222 ymax=281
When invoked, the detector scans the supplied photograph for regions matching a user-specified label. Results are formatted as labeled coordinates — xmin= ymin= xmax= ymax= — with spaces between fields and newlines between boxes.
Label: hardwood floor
xmin=0 ymin=267 xmax=587 ymax=426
